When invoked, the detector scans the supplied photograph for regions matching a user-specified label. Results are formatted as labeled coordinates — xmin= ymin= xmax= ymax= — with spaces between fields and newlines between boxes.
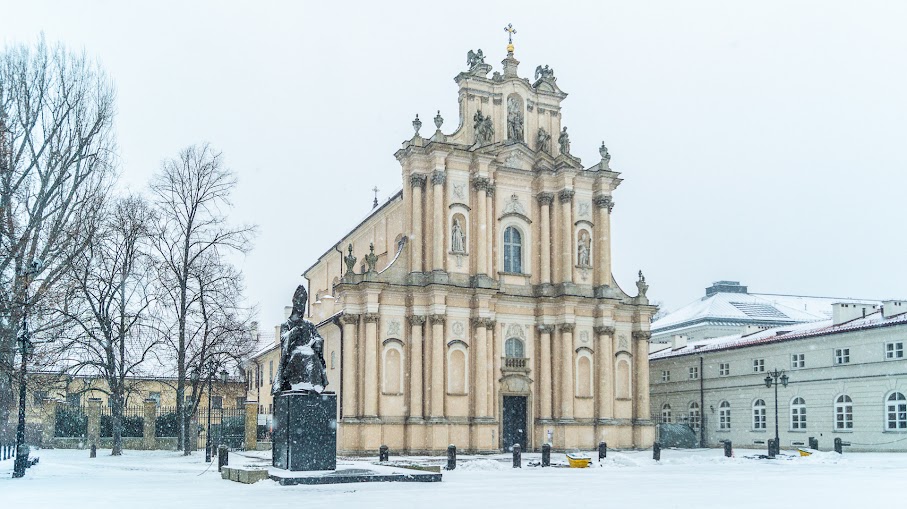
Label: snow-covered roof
xmin=649 ymin=310 xmax=907 ymax=360
xmin=652 ymin=289 xmax=880 ymax=334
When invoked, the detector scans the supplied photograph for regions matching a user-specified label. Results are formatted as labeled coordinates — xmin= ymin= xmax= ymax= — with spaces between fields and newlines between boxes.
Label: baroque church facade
xmin=301 ymin=43 xmax=656 ymax=454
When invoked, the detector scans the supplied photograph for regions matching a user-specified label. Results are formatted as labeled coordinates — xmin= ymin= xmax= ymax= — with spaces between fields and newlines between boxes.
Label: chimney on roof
xmin=671 ymin=334 xmax=688 ymax=350
xmin=832 ymin=302 xmax=879 ymax=325
xmin=882 ymin=300 xmax=907 ymax=319
xmin=705 ymin=281 xmax=748 ymax=297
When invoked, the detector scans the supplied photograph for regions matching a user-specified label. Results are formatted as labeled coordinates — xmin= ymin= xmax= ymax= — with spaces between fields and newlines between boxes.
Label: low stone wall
xmin=51 ymin=437 xmax=180 ymax=450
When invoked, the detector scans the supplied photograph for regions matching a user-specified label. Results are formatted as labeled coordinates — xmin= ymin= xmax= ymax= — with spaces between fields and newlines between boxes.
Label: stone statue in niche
xmin=558 ymin=127 xmax=571 ymax=155
xmin=536 ymin=128 xmax=551 ymax=153
xmin=507 ymin=96 xmax=524 ymax=142
xmin=474 ymin=111 xmax=494 ymax=145
xmin=451 ymin=218 xmax=466 ymax=253
xmin=273 ymin=285 xmax=328 ymax=394
xmin=577 ymin=232 xmax=591 ymax=267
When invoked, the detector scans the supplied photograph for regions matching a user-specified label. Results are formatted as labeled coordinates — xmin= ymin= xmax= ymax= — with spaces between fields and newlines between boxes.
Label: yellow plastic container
xmin=797 ymin=448 xmax=812 ymax=457
xmin=566 ymin=453 xmax=592 ymax=468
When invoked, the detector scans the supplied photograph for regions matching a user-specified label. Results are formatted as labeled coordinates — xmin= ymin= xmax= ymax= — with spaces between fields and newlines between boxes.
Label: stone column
xmin=594 ymin=326 xmax=615 ymax=420
xmin=41 ymin=398 xmax=57 ymax=448
xmin=486 ymin=184 xmax=495 ymax=275
xmin=472 ymin=318 xmax=488 ymax=417
xmin=341 ymin=314 xmax=360 ymax=418
xmin=408 ymin=315 xmax=426 ymax=419
xmin=594 ymin=195 xmax=613 ymax=288
xmin=363 ymin=313 xmax=380 ymax=417
xmin=87 ymin=398 xmax=102 ymax=447
xmin=559 ymin=189 xmax=575 ymax=284
xmin=244 ymin=401 xmax=258 ymax=451
xmin=537 ymin=193 xmax=554 ymax=284
xmin=487 ymin=319 xmax=497 ymax=418
xmin=473 ymin=177 xmax=488 ymax=275
xmin=559 ymin=324 xmax=575 ymax=419
xmin=538 ymin=325 xmax=554 ymax=419
xmin=410 ymin=174 xmax=427 ymax=273
xmin=431 ymin=171 xmax=446 ymax=272
xmin=429 ymin=314 xmax=446 ymax=418
xmin=633 ymin=331 xmax=652 ymax=420
xmin=143 ymin=399 xmax=157 ymax=450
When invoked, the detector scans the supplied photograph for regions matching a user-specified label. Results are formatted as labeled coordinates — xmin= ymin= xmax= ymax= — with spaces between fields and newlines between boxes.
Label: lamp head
xmin=220 ymin=369 xmax=228 ymax=383
xmin=764 ymin=375 xmax=772 ymax=388
xmin=781 ymin=374 xmax=789 ymax=387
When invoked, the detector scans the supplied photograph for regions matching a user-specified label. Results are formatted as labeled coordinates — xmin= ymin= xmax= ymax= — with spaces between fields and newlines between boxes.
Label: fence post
xmin=542 ymin=443 xmax=551 ymax=467
xmin=244 ymin=401 xmax=258 ymax=451
xmin=652 ymin=442 xmax=661 ymax=461
xmin=218 ymin=445 xmax=228 ymax=471
xmin=723 ymin=440 xmax=733 ymax=458
xmin=446 ymin=444 xmax=456 ymax=470
xmin=143 ymin=400 xmax=157 ymax=450
xmin=87 ymin=398 xmax=102 ymax=450
xmin=512 ymin=443 xmax=521 ymax=468
xmin=767 ymin=439 xmax=776 ymax=458
xmin=41 ymin=398 xmax=57 ymax=449
xmin=598 ymin=441 xmax=607 ymax=460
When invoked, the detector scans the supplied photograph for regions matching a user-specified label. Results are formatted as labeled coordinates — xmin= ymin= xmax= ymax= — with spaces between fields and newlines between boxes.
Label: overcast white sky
xmin=3 ymin=1 xmax=905 ymax=327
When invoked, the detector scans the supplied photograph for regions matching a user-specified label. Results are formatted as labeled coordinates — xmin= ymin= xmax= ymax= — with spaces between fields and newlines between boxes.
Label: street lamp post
xmin=764 ymin=369 xmax=789 ymax=456
xmin=218 ymin=369 xmax=227 ymax=450
xmin=204 ymin=362 xmax=215 ymax=463
xmin=13 ymin=260 xmax=41 ymax=479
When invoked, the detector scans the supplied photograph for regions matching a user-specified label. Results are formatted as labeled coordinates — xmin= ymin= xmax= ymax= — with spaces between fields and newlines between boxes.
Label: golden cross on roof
xmin=504 ymin=23 xmax=517 ymax=53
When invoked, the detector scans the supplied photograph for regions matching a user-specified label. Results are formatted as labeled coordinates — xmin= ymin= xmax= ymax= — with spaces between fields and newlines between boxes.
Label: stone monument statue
xmin=273 ymin=285 xmax=328 ymax=394
xmin=558 ymin=127 xmax=571 ymax=155
xmin=507 ymin=96 xmax=524 ymax=142
xmin=451 ymin=218 xmax=466 ymax=253
xmin=537 ymin=128 xmax=551 ymax=153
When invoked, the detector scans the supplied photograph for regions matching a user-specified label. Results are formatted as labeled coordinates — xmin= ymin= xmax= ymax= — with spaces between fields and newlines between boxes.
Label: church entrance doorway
xmin=502 ymin=395 xmax=527 ymax=451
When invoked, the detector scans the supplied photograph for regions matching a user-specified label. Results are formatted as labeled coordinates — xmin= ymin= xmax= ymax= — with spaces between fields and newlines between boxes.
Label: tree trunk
xmin=111 ymin=391 xmax=123 ymax=456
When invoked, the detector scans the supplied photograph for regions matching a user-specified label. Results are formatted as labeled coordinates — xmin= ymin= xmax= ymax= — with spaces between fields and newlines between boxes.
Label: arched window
xmin=835 ymin=395 xmax=853 ymax=430
xmin=503 ymin=226 xmax=523 ymax=273
xmin=790 ymin=397 xmax=807 ymax=430
xmin=382 ymin=344 xmax=402 ymax=395
xmin=447 ymin=345 xmax=468 ymax=395
xmin=886 ymin=392 xmax=907 ymax=430
xmin=661 ymin=403 xmax=672 ymax=424
xmin=576 ymin=354 xmax=592 ymax=398
xmin=689 ymin=402 xmax=701 ymax=430
xmin=504 ymin=337 xmax=525 ymax=358
xmin=719 ymin=401 xmax=731 ymax=430
xmin=753 ymin=399 xmax=767 ymax=430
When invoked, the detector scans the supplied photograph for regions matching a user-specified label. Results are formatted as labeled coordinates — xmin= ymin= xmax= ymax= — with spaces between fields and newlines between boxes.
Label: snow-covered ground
xmin=3 ymin=447 xmax=905 ymax=508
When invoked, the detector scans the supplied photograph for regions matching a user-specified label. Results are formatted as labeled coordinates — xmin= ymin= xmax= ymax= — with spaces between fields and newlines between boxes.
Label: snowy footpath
xmin=2 ymin=447 xmax=906 ymax=508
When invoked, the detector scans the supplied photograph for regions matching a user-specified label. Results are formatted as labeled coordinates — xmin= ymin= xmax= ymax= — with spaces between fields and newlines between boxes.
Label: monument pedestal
xmin=272 ymin=391 xmax=336 ymax=471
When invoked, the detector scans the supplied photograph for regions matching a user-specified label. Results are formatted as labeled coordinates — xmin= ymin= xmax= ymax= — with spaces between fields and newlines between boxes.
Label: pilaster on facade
xmin=408 ymin=314 xmax=427 ymax=421
xmin=340 ymin=313 xmax=361 ymax=419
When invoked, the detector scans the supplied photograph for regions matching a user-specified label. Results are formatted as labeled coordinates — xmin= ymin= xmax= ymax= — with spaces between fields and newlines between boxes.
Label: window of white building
xmin=719 ymin=401 xmax=731 ymax=430
xmin=753 ymin=359 xmax=765 ymax=373
xmin=887 ymin=392 xmax=907 ymax=430
xmin=719 ymin=363 xmax=730 ymax=376
xmin=689 ymin=402 xmax=701 ymax=430
xmin=689 ymin=366 xmax=699 ymax=380
xmin=661 ymin=370 xmax=670 ymax=382
xmin=886 ymin=342 xmax=904 ymax=360
xmin=835 ymin=395 xmax=853 ymax=430
xmin=834 ymin=348 xmax=850 ymax=365
xmin=790 ymin=397 xmax=807 ymax=430
xmin=753 ymin=399 xmax=767 ymax=430
xmin=791 ymin=353 xmax=805 ymax=369
xmin=661 ymin=403 xmax=672 ymax=424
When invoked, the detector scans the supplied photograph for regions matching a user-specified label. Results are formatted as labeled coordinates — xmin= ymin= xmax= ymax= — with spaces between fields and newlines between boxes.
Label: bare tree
xmin=0 ymin=36 xmax=116 ymax=437
xmin=151 ymin=144 xmax=255 ymax=455
xmin=55 ymin=195 xmax=158 ymax=455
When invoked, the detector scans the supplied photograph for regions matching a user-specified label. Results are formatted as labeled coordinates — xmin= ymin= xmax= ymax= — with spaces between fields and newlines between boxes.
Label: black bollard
xmin=542 ymin=443 xmax=551 ymax=467
xmin=723 ymin=440 xmax=733 ymax=458
xmin=447 ymin=444 xmax=456 ymax=470
xmin=834 ymin=437 xmax=843 ymax=454
xmin=653 ymin=442 xmax=661 ymax=461
xmin=379 ymin=444 xmax=389 ymax=463
xmin=598 ymin=441 xmax=607 ymax=460
xmin=809 ymin=437 xmax=818 ymax=450
xmin=217 ymin=445 xmax=228 ymax=472
xmin=767 ymin=439 xmax=776 ymax=458
xmin=90 ymin=444 xmax=97 ymax=458
xmin=512 ymin=443 xmax=521 ymax=468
